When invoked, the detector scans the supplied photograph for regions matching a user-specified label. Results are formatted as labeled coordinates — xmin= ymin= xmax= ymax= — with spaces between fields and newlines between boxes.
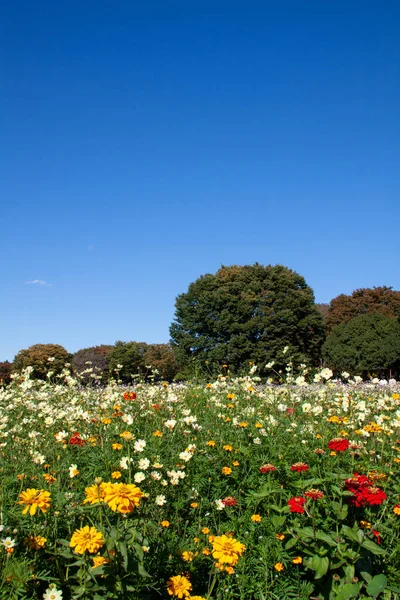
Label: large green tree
xmin=326 ymin=286 xmax=400 ymax=333
xmin=13 ymin=344 xmax=71 ymax=379
xmin=323 ymin=313 xmax=400 ymax=377
xmin=72 ymin=345 xmax=113 ymax=384
xmin=107 ymin=341 xmax=148 ymax=383
xmin=170 ymin=264 xmax=325 ymax=374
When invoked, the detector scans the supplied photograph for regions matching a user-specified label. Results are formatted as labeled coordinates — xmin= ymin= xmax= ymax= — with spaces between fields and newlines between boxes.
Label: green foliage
xmin=323 ymin=313 xmax=400 ymax=376
xmin=170 ymin=263 xmax=325 ymax=374
xmin=0 ymin=360 xmax=12 ymax=385
xmin=12 ymin=344 xmax=71 ymax=380
xmin=72 ymin=345 xmax=114 ymax=384
xmin=107 ymin=341 xmax=148 ymax=383
xmin=144 ymin=344 xmax=181 ymax=381
xmin=326 ymin=287 xmax=400 ymax=333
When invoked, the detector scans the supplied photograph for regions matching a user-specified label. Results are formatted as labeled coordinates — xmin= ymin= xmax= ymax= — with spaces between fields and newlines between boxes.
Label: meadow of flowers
xmin=1 ymin=364 xmax=400 ymax=599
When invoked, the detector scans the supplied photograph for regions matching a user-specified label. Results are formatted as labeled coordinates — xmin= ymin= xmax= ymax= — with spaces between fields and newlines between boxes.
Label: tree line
xmin=1 ymin=264 xmax=400 ymax=384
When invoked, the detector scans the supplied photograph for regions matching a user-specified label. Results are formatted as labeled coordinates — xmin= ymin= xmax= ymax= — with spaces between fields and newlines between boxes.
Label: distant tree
xmin=326 ymin=287 xmax=400 ymax=333
xmin=0 ymin=361 xmax=12 ymax=385
xmin=108 ymin=341 xmax=148 ymax=383
xmin=144 ymin=343 xmax=180 ymax=381
xmin=72 ymin=345 xmax=113 ymax=384
xmin=323 ymin=313 xmax=400 ymax=377
xmin=316 ymin=303 xmax=330 ymax=321
xmin=13 ymin=344 xmax=71 ymax=379
xmin=170 ymin=263 xmax=325 ymax=374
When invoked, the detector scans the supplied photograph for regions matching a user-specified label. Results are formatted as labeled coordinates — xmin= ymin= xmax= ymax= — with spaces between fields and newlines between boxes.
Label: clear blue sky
xmin=1 ymin=0 xmax=399 ymax=361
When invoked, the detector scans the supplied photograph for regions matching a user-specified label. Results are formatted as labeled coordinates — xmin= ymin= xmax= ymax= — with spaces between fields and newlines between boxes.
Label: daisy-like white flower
xmin=134 ymin=439 xmax=146 ymax=453
xmin=155 ymin=494 xmax=166 ymax=506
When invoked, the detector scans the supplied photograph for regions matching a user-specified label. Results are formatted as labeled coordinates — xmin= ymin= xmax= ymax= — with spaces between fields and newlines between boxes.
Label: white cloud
xmin=25 ymin=279 xmax=52 ymax=287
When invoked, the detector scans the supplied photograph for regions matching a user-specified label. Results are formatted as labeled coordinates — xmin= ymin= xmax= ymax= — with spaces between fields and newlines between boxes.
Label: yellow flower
xmin=292 ymin=556 xmax=302 ymax=564
xmin=103 ymin=482 xmax=144 ymax=514
xmin=255 ymin=422 xmax=263 ymax=428
xmin=102 ymin=418 xmax=112 ymax=425
xmin=190 ymin=502 xmax=198 ymax=509
xmin=225 ymin=566 xmax=235 ymax=574
xmin=119 ymin=431 xmax=134 ymax=440
xmin=153 ymin=430 xmax=163 ymax=437
xmin=43 ymin=473 xmax=57 ymax=484
xmin=18 ymin=489 xmax=51 ymax=515
xmin=251 ymin=514 xmax=262 ymax=522
xmin=274 ymin=562 xmax=284 ymax=572
xmin=206 ymin=440 xmax=216 ymax=447
xmin=394 ymin=458 xmax=400 ymax=463
xmin=275 ymin=533 xmax=285 ymax=541
xmin=83 ymin=482 xmax=107 ymax=505
xmin=226 ymin=393 xmax=235 ymax=399
xmin=232 ymin=460 xmax=240 ymax=467
xmin=161 ymin=520 xmax=170 ymax=528
xmin=222 ymin=467 xmax=232 ymax=475
xmin=202 ymin=548 xmax=211 ymax=555
xmin=70 ymin=526 xmax=104 ymax=554
xmin=24 ymin=535 xmax=47 ymax=550
xmin=238 ymin=422 xmax=248 ymax=428
xmin=206 ymin=383 xmax=212 ymax=389
xmin=211 ymin=534 xmax=246 ymax=565
xmin=182 ymin=551 xmax=194 ymax=562
xmin=393 ymin=505 xmax=400 ymax=516
xmin=201 ymin=527 xmax=210 ymax=534
xmin=166 ymin=574 xmax=192 ymax=598
xmin=188 ymin=596 xmax=207 ymax=600
xmin=360 ymin=520 xmax=371 ymax=529
xmin=112 ymin=443 xmax=123 ymax=450
xmin=223 ymin=445 xmax=233 ymax=452
xmin=111 ymin=471 xmax=122 ymax=479
xmin=92 ymin=555 xmax=110 ymax=568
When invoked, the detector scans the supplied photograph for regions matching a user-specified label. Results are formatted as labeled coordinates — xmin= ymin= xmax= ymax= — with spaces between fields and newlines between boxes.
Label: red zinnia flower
xmin=372 ymin=530 xmax=382 ymax=545
xmin=290 ymin=462 xmax=309 ymax=473
xmin=123 ymin=392 xmax=137 ymax=401
xmin=328 ymin=438 xmax=349 ymax=452
xmin=288 ymin=496 xmax=306 ymax=513
xmin=305 ymin=489 xmax=324 ymax=500
xmin=362 ymin=487 xmax=387 ymax=506
xmin=222 ymin=496 xmax=237 ymax=507
xmin=259 ymin=464 xmax=277 ymax=473
xmin=69 ymin=433 xmax=86 ymax=446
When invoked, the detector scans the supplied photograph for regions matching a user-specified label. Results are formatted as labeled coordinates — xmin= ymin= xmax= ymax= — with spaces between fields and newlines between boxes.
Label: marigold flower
xmin=43 ymin=473 xmax=57 ymax=484
xmin=123 ymin=391 xmax=136 ymax=400
xmin=190 ymin=502 xmax=198 ymax=509
xmin=232 ymin=460 xmax=240 ymax=466
xmin=290 ymin=462 xmax=309 ymax=473
xmin=18 ymin=489 xmax=51 ymax=516
xmin=393 ymin=504 xmax=400 ymax=515
xmin=206 ymin=440 xmax=216 ymax=446
xmin=24 ymin=535 xmax=47 ymax=550
xmin=83 ymin=482 xmax=107 ymax=505
xmin=328 ymin=438 xmax=349 ymax=452
xmin=260 ymin=463 xmax=276 ymax=473
xmin=166 ymin=574 xmax=192 ymax=598
xmin=103 ymin=482 xmax=144 ymax=513
xmin=292 ymin=556 xmax=302 ymax=564
xmin=274 ymin=562 xmax=284 ymax=572
xmin=222 ymin=467 xmax=232 ymax=475
xmin=288 ymin=496 xmax=306 ymax=514
xmin=202 ymin=548 xmax=211 ymax=555
xmin=305 ymin=489 xmax=324 ymax=500
xmin=92 ymin=555 xmax=110 ymax=568
xmin=119 ymin=431 xmax=134 ymax=441
xmin=225 ymin=566 xmax=235 ymax=574
xmin=182 ymin=550 xmax=194 ymax=562
xmin=201 ymin=527 xmax=210 ymax=534
xmin=153 ymin=430 xmax=163 ymax=437
xmin=211 ymin=534 xmax=246 ymax=565
xmin=112 ymin=443 xmax=123 ymax=450
xmin=251 ymin=514 xmax=262 ymax=522
xmin=275 ymin=533 xmax=285 ymax=540
xmin=223 ymin=445 xmax=233 ymax=452
xmin=111 ymin=471 xmax=122 ymax=479
xmin=161 ymin=520 xmax=170 ymax=528
xmin=70 ymin=525 xmax=104 ymax=554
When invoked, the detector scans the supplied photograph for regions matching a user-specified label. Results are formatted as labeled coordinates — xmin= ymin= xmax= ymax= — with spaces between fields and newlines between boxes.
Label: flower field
xmin=1 ymin=367 xmax=400 ymax=599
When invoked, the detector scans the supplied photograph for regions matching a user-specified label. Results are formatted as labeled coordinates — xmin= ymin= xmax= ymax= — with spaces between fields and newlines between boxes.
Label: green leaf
xmin=295 ymin=527 xmax=315 ymax=539
xmin=118 ymin=541 xmax=128 ymax=571
xmin=285 ymin=537 xmax=298 ymax=550
xmin=315 ymin=531 xmax=337 ymax=547
xmin=360 ymin=572 xmax=373 ymax=584
xmin=138 ymin=563 xmax=151 ymax=578
xmin=341 ymin=525 xmax=363 ymax=544
xmin=344 ymin=565 xmax=355 ymax=583
xmin=361 ymin=539 xmax=386 ymax=556
xmin=367 ymin=574 xmax=388 ymax=597
xmin=304 ymin=555 xmax=329 ymax=579
xmin=271 ymin=515 xmax=286 ymax=528
xmin=336 ymin=583 xmax=362 ymax=600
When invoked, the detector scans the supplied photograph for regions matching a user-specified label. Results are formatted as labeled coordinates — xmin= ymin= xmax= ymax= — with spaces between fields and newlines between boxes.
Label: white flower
xmin=302 ymin=403 xmax=312 ymax=413
xmin=68 ymin=464 xmax=79 ymax=478
xmin=1 ymin=537 xmax=15 ymax=549
xmin=253 ymin=437 xmax=261 ymax=445
xmin=341 ymin=372 xmax=350 ymax=379
xmin=265 ymin=361 xmax=275 ymax=369
xmin=32 ymin=452 xmax=45 ymax=465
xmin=47 ymin=357 xmax=56 ymax=363
xmin=164 ymin=419 xmax=177 ymax=430
xmin=138 ymin=458 xmax=150 ymax=470
xmin=155 ymin=494 xmax=167 ymax=506
xmin=120 ymin=456 xmax=134 ymax=470
xmin=179 ymin=451 xmax=193 ymax=462
xmin=54 ymin=431 xmax=68 ymax=442
xmin=134 ymin=472 xmax=146 ymax=483
xmin=134 ymin=439 xmax=146 ymax=453
xmin=43 ymin=584 xmax=63 ymax=600
xmin=320 ymin=368 xmax=333 ymax=380
xmin=151 ymin=471 xmax=162 ymax=481
xmin=215 ymin=499 xmax=225 ymax=510
xmin=121 ymin=414 xmax=133 ymax=425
